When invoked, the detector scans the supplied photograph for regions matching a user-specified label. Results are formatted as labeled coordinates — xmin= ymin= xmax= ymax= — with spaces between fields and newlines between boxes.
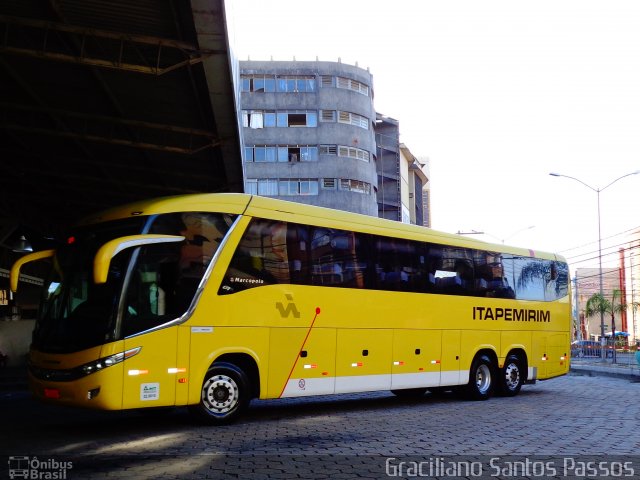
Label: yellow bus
xmin=11 ymin=193 xmax=571 ymax=424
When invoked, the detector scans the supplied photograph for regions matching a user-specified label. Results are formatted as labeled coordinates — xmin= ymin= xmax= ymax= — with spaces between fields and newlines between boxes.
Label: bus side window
xmin=474 ymin=252 xmax=515 ymax=299
xmin=219 ymin=219 xmax=292 ymax=294
xmin=309 ymin=227 xmax=368 ymax=289
xmin=373 ymin=236 xmax=426 ymax=293
xmin=287 ymin=224 xmax=310 ymax=285
xmin=430 ymin=247 xmax=474 ymax=295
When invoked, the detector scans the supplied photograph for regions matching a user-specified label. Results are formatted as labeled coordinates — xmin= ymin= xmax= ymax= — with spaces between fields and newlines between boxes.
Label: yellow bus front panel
xmin=29 ymin=343 xmax=125 ymax=410
xmin=121 ymin=327 xmax=178 ymax=409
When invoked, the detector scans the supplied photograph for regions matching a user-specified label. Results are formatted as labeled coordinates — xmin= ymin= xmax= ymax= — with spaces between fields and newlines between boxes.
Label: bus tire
xmin=464 ymin=354 xmax=494 ymax=401
xmin=190 ymin=362 xmax=250 ymax=425
xmin=498 ymin=353 xmax=524 ymax=397
xmin=391 ymin=388 xmax=427 ymax=398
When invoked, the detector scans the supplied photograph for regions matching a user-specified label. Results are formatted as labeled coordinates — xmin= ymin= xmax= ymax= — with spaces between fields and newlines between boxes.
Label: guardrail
xmin=571 ymin=340 xmax=640 ymax=367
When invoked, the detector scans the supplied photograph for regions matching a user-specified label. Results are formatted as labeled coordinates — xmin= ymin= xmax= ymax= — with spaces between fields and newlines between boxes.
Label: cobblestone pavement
xmin=1 ymin=374 xmax=639 ymax=478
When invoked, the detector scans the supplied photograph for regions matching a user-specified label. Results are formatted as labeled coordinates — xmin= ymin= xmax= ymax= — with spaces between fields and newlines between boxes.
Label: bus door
xmin=391 ymin=329 xmax=442 ymax=389
xmin=118 ymin=242 xmax=195 ymax=409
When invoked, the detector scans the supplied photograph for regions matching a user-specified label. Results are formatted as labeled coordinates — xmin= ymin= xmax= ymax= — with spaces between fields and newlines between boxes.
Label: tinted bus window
xmin=374 ymin=237 xmax=426 ymax=292
xmin=220 ymin=219 xmax=292 ymax=294
xmin=309 ymin=227 xmax=368 ymax=289
xmin=122 ymin=212 xmax=234 ymax=336
xmin=474 ymin=252 xmax=516 ymax=299
xmin=428 ymin=246 xmax=474 ymax=295
xmin=219 ymin=217 xmax=569 ymax=301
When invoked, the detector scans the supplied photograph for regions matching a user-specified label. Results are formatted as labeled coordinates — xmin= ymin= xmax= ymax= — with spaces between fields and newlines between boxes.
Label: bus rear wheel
xmin=498 ymin=354 xmax=524 ymax=397
xmin=190 ymin=362 xmax=250 ymax=425
xmin=464 ymin=354 xmax=494 ymax=401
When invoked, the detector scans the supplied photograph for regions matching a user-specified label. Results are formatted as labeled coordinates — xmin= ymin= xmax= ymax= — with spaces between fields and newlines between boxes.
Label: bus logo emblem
xmin=276 ymin=294 xmax=300 ymax=319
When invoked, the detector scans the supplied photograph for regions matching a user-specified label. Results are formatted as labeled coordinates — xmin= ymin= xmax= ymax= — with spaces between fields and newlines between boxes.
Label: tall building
xmin=400 ymin=145 xmax=429 ymax=226
xmin=375 ymin=114 xmax=401 ymax=221
xmin=240 ymin=60 xmax=378 ymax=216
xmin=374 ymin=118 xmax=430 ymax=225
xmin=419 ymin=157 xmax=432 ymax=228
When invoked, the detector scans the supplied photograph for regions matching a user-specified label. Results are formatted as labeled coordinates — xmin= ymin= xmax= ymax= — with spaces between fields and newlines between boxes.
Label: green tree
xmin=585 ymin=289 xmax=639 ymax=342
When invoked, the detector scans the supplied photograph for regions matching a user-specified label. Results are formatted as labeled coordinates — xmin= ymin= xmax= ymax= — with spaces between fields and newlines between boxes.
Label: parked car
xmin=571 ymin=340 xmax=602 ymax=358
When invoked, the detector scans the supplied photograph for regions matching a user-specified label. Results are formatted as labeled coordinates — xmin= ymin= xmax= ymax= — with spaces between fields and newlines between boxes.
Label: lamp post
xmin=549 ymin=171 xmax=640 ymax=342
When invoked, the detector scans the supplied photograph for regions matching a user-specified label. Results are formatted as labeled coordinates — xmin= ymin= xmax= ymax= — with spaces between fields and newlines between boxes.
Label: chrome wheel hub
xmin=202 ymin=374 xmax=239 ymax=414
xmin=475 ymin=364 xmax=491 ymax=394
xmin=504 ymin=363 xmax=520 ymax=390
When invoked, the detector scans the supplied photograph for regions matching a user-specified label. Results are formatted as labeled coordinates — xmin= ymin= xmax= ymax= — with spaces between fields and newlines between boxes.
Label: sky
xmin=229 ymin=0 xmax=640 ymax=273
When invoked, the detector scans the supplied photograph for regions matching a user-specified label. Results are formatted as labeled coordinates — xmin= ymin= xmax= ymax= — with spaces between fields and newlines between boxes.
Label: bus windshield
xmin=35 ymin=212 xmax=235 ymax=353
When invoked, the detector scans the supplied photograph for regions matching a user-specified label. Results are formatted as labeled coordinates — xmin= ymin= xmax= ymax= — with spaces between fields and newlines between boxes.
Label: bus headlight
xmin=79 ymin=347 xmax=141 ymax=377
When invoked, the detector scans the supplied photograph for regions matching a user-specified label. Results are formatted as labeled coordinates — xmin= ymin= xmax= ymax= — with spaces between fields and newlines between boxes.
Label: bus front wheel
xmin=464 ymin=354 xmax=494 ymax=401
xmin=498 ymin=353 xmax=524 ymax=397
xmin=190 ymin=362 xmax=250 ymax=425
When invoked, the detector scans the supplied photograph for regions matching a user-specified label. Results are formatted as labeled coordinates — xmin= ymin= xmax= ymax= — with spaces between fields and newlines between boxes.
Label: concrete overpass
xmin=0 ymin=0 xmax=243 ymax=256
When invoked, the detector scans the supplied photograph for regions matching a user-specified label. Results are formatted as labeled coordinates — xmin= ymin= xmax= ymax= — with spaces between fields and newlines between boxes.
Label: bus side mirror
xmin=93 ymin=234 xmax=185 ymax=284
xmin=10 ymin=250 xmax=56 ymax=292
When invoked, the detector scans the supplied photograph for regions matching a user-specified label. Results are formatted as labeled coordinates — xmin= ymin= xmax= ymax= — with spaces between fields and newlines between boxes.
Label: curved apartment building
xmin=240 ymin=60 xmax=378 ymax=216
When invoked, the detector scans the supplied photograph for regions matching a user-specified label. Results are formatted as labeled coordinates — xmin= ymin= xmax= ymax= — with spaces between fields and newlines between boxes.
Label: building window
xmin=245 ymin=179 xmax=257 ymax=194
xmin=276 ymin=76 xmax=316 ymax=92
xmin=279 ymin=179 xmax=319 ymax=196
xmin=322 ymin=178 xmax=336 ymax=189
xmin=340 ymin=179 xmax=371 ymax=194
xmin=241 ymin=75 xmax=276 ymax=92
xmin=319 ymin=144 xmax=337 ymax=155
xmin=320 ymin=75 xmax=333 ymax=87
xmin=253 ymin=146 xmax=277 ymax=162
xmin=338 ymin=146 xmax=370 ymax=162
xmin=245 ymin=179 xmax=279 ymax=196
xmin=242 ymin=75 xmax=316 ymax=93
xmin=245 ymin=146 xmax=319 ymax=163
xmin=243 ymin=110 xmax=318 ymax=128
xmin=320 ymin=110 xmax=369 ymax=130
xmin=246 ymin=179 xmax=319 ymax=196
xmin=320 ymin=110 xmax=336 ymax=122
xmin=320 ymin=75 xmax=369 ymax=96
xmin=319 ymin=144 xmax=370 ymax=162
xmin=337 ymin=76 xmax=369 ymax=96
xmin=337 ymin=111 xmax=369 ymax=130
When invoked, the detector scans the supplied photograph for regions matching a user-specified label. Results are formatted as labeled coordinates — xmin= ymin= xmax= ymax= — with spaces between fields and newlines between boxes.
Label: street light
xmin=549 ymin=171 xmax=640 ymax=342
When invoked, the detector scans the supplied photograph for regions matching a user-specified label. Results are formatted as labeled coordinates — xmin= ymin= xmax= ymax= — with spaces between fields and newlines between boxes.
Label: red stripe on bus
xmin=279 ymin=307 xmax=321 ymax=398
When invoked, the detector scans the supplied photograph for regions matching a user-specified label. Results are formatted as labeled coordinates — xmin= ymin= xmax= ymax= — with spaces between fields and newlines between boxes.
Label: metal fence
xmin=571 ymin=338 xmax=640 ymax=366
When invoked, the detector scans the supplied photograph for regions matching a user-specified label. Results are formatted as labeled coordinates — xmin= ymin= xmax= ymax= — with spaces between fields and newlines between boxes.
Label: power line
xmin=559 ymin=225 xmax=640 ymax=255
